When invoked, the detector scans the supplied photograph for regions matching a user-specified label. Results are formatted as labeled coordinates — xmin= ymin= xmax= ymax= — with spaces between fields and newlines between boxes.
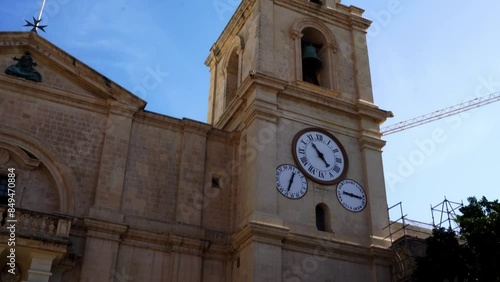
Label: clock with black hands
xmin=276 ymin=164 xmax=308 ymax=199
xmin=336 ymin=179 xmax=367 ymax=212
xmin=292 ymin=128 xmax=348 ymax=185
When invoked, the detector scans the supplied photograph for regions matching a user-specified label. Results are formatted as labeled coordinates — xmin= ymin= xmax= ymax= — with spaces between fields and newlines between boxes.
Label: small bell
xmin=302 ymin=44 xmax=322 ymax=85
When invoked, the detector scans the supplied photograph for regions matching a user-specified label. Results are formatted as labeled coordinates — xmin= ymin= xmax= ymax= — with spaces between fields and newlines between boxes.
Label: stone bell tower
xmin=205 ymin=0 xmax=394 ymax=281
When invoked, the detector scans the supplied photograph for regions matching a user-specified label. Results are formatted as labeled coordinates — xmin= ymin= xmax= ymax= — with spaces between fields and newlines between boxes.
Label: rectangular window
xmin=0 ymin=175 xmax=8 ymax=205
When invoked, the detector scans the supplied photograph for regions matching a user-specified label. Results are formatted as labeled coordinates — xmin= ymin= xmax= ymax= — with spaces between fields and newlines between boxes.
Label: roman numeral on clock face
xmin=333 ymin=165 xmax=341 ymax=173
xmin=308 ymin=166 xmax=316 ymax=175
xmin=300 ymin=156 xmax=309 ymax=165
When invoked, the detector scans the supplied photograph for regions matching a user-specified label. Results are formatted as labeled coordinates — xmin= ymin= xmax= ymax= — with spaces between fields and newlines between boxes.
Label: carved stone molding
xmin=84 ymin=218 xmax=128 ymax=242
xmin=0 ymin=127 xmax=76 ymax=214
xmin=0 ymin=143 xmax=40 ymax=170
xmin=290 ymin=17 xmax=338 ymax=46
xmin=231 ymin=221 xmax=290 ymax=252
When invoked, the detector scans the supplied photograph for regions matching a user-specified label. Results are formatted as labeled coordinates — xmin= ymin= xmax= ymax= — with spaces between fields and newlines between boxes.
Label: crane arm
xmin=381 ymin=91 xmax=500 ymax=135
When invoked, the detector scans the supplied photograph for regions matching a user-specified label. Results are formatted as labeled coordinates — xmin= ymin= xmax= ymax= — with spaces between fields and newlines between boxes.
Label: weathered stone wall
xmin=0 ymin=74 xmax=107 ymax=216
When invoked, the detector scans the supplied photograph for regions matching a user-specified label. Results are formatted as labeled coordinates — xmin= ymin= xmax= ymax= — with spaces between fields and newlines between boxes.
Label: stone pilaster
xmin=350 ymin=20 xmax=374 ymax=103
xmin=167 ymin=235 xmax=208 ymax=282
xmin=89 ymin=100 xmax=139 ymax=222
xmin=175 ymin=119 xmax=211 ymax=225
xmin=359 ymin=134 xmax=391 ymax=248
xmin=79 ymin=218 xmax=128 ymax=282
xmin=237 ymin=84 xmax=281 ymax=225
xmin=231 ymin=222 xmax=289 ymax=282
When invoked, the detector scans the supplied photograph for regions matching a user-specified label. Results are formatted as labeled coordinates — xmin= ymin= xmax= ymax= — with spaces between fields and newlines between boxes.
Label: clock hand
xmin=311 ymin=143 xmax=330 ymax=167
xmin=287 ymin=172 xmax=295 ymax=192
xmin=342 ymin=191 xmax=362 ymax=199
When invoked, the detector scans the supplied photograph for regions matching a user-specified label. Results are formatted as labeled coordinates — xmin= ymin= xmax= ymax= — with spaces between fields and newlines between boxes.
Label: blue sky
xmin=1 ymin=0 xmax=499 ymax=225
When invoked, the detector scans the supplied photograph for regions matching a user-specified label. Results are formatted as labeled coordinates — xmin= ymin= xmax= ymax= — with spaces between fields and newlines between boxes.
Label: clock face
xmin=276 ymin=164 xmax=308 ymax=199
xmin=292 ymin=128 xmax=348 ymax=184
xmin=336 ymin=179 xmax=367 ymax=212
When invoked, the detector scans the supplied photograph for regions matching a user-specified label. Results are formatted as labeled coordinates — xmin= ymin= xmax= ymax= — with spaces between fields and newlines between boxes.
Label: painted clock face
xmin=292 ymin=128 xmax=348 ymax=185
xmin=336 ymin=179 xmax=367 ymax=212
xmin=276 ymin=164 xmax=308 ymax=199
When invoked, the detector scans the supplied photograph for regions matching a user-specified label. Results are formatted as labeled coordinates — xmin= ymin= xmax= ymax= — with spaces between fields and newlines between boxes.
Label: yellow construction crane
xmin=381 ymin=91 xmax=500 ymax=135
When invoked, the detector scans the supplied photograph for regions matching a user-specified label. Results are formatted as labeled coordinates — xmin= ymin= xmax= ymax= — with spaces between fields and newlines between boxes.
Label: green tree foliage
xmin=413 ymin=228 xmax=466 ymax=282
xmin=457 ymin=196 xmax=500 ymax=281
xmin=413 ymin=196 xmax=500 ymax=282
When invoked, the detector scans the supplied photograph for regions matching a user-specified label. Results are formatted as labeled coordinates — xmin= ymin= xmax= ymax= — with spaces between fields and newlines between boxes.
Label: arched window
xmin=225 ymin=48 xmax=239 ymax=106
xmin=316 ymin=203 xmax=331 ymax=232
xmin=291 ymin=18 xmax=339 ymax=91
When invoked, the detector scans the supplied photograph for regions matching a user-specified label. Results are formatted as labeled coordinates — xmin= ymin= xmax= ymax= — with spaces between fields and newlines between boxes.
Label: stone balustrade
xmin=0 ymin=205 xmax=72 ymax=244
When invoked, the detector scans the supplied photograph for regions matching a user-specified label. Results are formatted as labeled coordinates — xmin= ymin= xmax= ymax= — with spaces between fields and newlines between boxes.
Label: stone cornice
xmin=357 ymin=99 xmax=394 ymax=124
xmin=125 ymin=215 xmax=232 ymax=243
xmin=12 ymin=237 xmax=70 ymax=254
xmin=170 ymin=235 xmax=211 ymax=256
xmin=274 ymin=0 xmax=371 ymax=32
xmin=215 ymin=71 xmax=286 ymax=130
xmin=84 ymin=218 xmax=128 ymax=242
xmin=205 ymin=0 xmax=257 ymax=66
xmin=182 ymin=118 xmax=213 ymax=136
xmin=107 ymin=99 xmax=141 ymax=118
xmin=358 ymin=135 xmax=386 ymax=151
xmin=369 ymin=245 xmax=394 ymax=265
xmin=134 ymin=110 xmax=187 ymax=131
xmin=207 ymin=128 xmax=238 ymax=144
xmin=283 ymin=85 xmax=390 ymax=124
xmin=120 ymin=228 xmax=231 ymax=257
xmin=0 ymin=32 xmax=146 ymax=110
xmin=231 ymin=222 xmax=290 ymax=252
xmin=238 ymin=103 xmax=279 ymax=131
xmin=296 ymin=80 xmax=340 ymax=98
xmin=218 ymin=73 xmax=391 ymax=137
xmin=283 ymin=232 xmax=392 ymax=264
xmin=133 ymin=111 xmax=234 ymax=143
xmin=214 ymin=96 xmax=246 ymax=130
xmin=346 ymin=6 xmax=372 ymax=32
xmin=282 ymin=83 xmax=358 ymax=117
xmin=244 ymin=71 xmax=288 ymax=93
xmin=123 ymin=229 xmax=170 ymax=247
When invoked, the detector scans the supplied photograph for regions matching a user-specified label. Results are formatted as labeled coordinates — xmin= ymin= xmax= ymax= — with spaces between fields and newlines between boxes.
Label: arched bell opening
xmin=292 ymin=18 xmax=339 ymax=91
xmin=301 ymin=27 xmax=327 ymax=87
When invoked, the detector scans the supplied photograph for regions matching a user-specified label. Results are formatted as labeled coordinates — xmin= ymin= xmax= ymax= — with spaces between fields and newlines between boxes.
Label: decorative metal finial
xmin=24 ymin=17 xmax=47 ymax=33
xmin=24 ymin=0 xmax=48 ymax=33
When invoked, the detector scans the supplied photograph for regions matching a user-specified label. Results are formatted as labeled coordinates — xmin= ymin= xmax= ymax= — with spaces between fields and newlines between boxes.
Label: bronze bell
xmin=302 ymin=44 xmax=322 ymax=85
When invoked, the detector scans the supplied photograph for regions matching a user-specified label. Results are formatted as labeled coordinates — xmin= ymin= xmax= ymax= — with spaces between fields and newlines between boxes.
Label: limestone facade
xmin=0 ymin=0 xmax=395 ymax=281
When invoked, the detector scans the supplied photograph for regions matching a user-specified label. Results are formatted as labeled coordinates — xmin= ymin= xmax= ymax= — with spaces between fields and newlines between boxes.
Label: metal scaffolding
xmin=431 ymin=197 xmax=463 ymax=232
xmin=385 ymin=202 xmax=432 ymax=282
